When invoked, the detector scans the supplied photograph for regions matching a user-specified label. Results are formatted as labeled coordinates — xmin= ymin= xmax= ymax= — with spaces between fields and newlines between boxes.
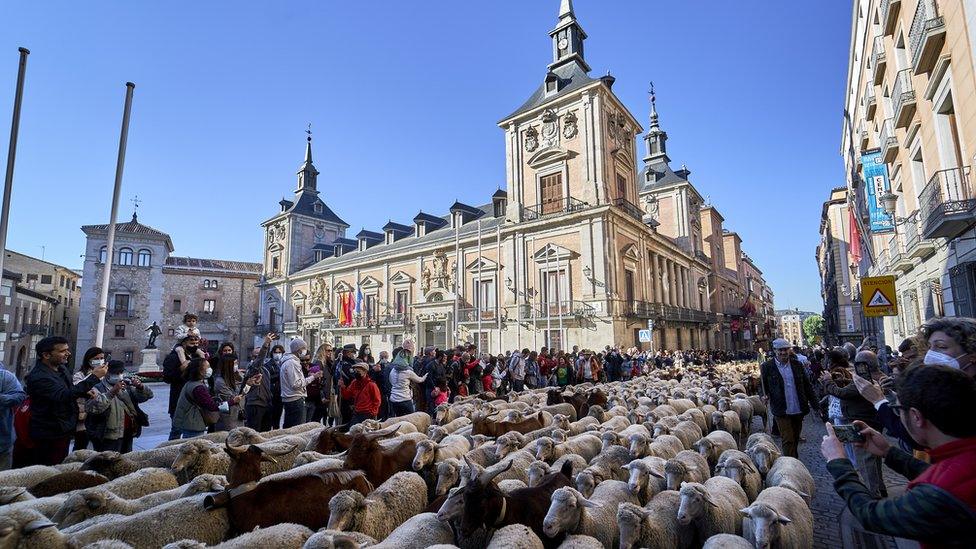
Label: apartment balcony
xmin=624 ymin=300 xmax=715 ymax=324
xmin=108 ymin=309 xmax=135 ymax=319
xmin=892 ymin=69 xmax=917 ymax=128
xmin=380 ymin=313 xmax=408 ymax=327
xmin=871 ymin=36 xmax=887 ymax=85
xmin=909 ymin=0 xmax=946 ymax=74
xmin=877 ymin=249 xmax=890 ymax=275
xmin=612 ymin=197 xmax=644 ymax=221
xmin=879 ymin=119 xmax=898 ymax=163
xmin=920 ymin=166 xmax=976 ymax=239
xmin=457 ymin=307 xmax=498 ymax=324
xmin=859 ymin=120 xmax=869 ymax=152
xmin=888 ymin=233 xmax=912 ymax=273
xmin=519 ymin=300 xmax=596 ymax=321
xmin=21 ymin=324 xmax=51 ymax=336
xmin=520 ymin=196 xmax=588 ymax=222
xmin=862 ymin=84 xmax=877 ymax=121
xmin=881 ymin=0 xmax=901 ymax=36
xmin=198 ymin=311 xmax=219 ymax=321
xmin=902 ymin=210 xmax=936 ymax=259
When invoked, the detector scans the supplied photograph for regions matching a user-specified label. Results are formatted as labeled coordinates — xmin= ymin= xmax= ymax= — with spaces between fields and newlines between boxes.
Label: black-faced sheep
xmin=676 ymin=477 xmax=749 ymax=542
xmin=326 ymin=471 xmax=428 ymax=541
xmin=542 ymin=481 xmax=637 ymax=548
xmin=740 ymin=486 xmax=814 ymax=549
xmin=664 ymin=450 xmax=711 ymax=491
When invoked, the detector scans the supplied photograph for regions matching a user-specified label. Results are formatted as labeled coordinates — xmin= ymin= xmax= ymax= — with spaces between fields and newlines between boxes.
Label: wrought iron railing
xmin=22 ymin=324 xmax=51 ymax=336
xmin=612 ymin=197 xmax=644 ymax=221
xmin=909 ymin=0 xmax=943 ymax=69
xmin=888 ymin=231 xmax=905 ymax=263
xmin=457 ymin=308 xmax=497 ymax=323
xmin=920 ymin=166 xmax=976 ymax=232
xmin=871 ymin=35 xmax=886 ymax=72
xmin=198 ymin=311 xmax=219 ymax=321
xmin=879 ymin=118 xmax=896 ymax=152
xmin=521 ymin=300 xmax=595 ymax=320
xmin=626 ymin=300 xmax=715 ymax=323
xmin=861 ymin=83 xmax=876 ymax=116
xmin=903 ymin=210 xmax=921 ymax=251
xmin=892 ymin=68 xmax=915 ymax=120
xmin=520 ymin=196 xmax=588 ymax=221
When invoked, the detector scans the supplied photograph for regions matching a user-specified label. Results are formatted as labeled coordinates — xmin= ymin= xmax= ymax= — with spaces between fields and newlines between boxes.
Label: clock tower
xmin=549 ymin=0 xmax=589 ymax=73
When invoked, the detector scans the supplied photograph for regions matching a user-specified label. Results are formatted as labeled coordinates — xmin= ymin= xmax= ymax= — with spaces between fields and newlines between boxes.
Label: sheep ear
xmin=796 ymin=491 xmax=811 ymax=500
xmin=703 ymin=492 xmax=718 ymax=507
xmin=776 ymin=514 xmax=793 ymax=524
xmin=739 ymin=506 xmax=753 ymax=517
xmin=22 ymin=519 xmax=57 ymax=534
xmin=648 ymin=468 xmax=665 ymax=479
xmin=579 ymin=497 xmax=603 ymax=508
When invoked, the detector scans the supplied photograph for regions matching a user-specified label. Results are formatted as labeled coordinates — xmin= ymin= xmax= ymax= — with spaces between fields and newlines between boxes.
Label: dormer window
xmin=334 ymin=245 xmax=343 ymax=257
xmin=313 ymin=202 xmax=323 ymax=214
xmin=545 ymin=72 xmax=559 ymax=95
xmin=359 ymin=240 xmax=366 ymax=252
xmin=416 ymin=223 xmax=426 ymax=237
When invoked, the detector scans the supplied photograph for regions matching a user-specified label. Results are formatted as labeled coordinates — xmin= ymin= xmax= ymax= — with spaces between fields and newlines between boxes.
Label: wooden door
xmin=541 ymin=173 xmax=563 ymax=214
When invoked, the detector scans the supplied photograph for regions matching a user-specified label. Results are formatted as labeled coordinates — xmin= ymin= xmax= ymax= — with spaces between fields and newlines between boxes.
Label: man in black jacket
xmin=162 ymin=334 xmax=206 ymax=440
xmin=760 ymin=338 xmax=819 ymax=458
xmin=19 ymin=337 xmax=104 ymax=466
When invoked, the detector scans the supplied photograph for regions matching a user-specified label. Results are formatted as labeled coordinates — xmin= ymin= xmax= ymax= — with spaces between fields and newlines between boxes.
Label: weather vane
xmin=649 ymin=81 xmax=656 ymax=105
xmin=306 ymin=123 xmax=312 ymax=142
xmin=131 ymin=195 xmax=142 ymax=217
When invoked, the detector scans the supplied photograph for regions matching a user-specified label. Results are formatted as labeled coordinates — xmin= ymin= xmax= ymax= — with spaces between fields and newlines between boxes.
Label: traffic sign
xmin=862 ymin=275 xmax=898 ymax=317
xmin=638 ymin=329 xmax=652 ymax=343
xmin=647 ymin=319 xmax=654 ymax=330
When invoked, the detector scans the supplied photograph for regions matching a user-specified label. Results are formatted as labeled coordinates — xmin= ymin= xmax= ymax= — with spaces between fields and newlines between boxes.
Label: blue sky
xmin=0 ymin=1 xmax=850 ymax=313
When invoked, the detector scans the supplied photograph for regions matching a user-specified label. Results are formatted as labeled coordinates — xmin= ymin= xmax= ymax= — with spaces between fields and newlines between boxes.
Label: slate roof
xmin=164 ymin=256 xmax=263 ymax=275
xmin=502 ymin=61 xmax=601 ymax=123
xmin=640 ymin=159 xmax=689 ymax=192
xmin=81 ymin=214 xmax=175 ymax=252
xmin=278 ymin=190 xmax=349 ymax=228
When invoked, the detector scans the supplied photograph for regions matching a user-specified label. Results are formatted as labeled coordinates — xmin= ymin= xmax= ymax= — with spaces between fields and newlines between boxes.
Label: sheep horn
xmin=478 ymin=459 xmax=513 ymax=485
xmin=365 ymin=424 xmax=401 ymax=439
xmin=22 ymin=519 xmax=57 ymax=534
xmin=262 ymin=443 xmax=298 ymax=457
xmin=224 ymin=440 xmax=248 ymax=455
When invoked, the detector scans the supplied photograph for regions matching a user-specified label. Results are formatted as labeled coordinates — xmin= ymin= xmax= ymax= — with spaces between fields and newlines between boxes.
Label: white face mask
xmin=204 ymin=367 xmax=213 ymax=379
xmin=272 ymin=353 xmax=283 ymax=362
xmin=90 ymin=359 xmax=105 ymax=367
xmin=924 ymin=349 xmax=963 ymax=369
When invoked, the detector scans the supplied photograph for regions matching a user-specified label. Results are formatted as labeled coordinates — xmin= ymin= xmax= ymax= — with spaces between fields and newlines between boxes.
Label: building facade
xmin=776 ymin=309 xmax=818 ymax=346
xmin=0 ymin=249 xmax=82 ymax=353
xmin=842 ymin=0 xmax=976 ymax=347
xmin=1 ymin=268 xmax=60 ymax=377
xmin=255 ymin=1 xmax=773 ymax=354
xmin=818 ymin=187 xmax=865 ymax=346
xmin=77 ymin=213 xmax=262 ymax=368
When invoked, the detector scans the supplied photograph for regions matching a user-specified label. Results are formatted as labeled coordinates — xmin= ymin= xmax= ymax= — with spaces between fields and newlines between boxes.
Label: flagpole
xmin=453 ymin=220 xmax=460 ymax=347
xmin=0 ymin=48 xmax=29 ymax=287
xmin=476 ymin=219 xmax=482 ymax=351
xmin=495 ymin=223 xmax=501 ymax=354
xmin=95 ymin=82 xmax=135 ymax=348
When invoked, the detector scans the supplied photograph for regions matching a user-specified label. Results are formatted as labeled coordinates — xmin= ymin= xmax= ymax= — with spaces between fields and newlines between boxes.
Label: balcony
xmin=623 ymin=300 xmax=715 ymax=324
xmin=283 ymin=321 xmax=300 ymax=333
xmin=108 ymin=309 xmax=134 ymax=319
xmin=920 ymin=166 xmax=976 ymax=239
xmin=380 ymin=313 xmax=407 ymax=327
xmin=612 ymin=197 xmax=644 ymax=221
xmin=21 ymin=324 xmax=51 ymax=336
xmin=457 ymin=307 xmax=497 ymax=324
xmin=903 ymin=210 xmax=936 ymax=259
xmin=520 ymin=196 xmax=588 ymax=222
xmin=892 ymin=69 xmax=917 ymax=128
xmin=888 ymin=232 xmax=912 ymax=272
xmin=871 ymin=36 xmax=887 ymax=85
xmin=520 ymin=300 xmax=596 ymax=321
xmin=858 ymin=120 xmax=869 ymax=151
xmin=862 ymin=84 xmax=877 ymax=121
xmin=909 ymin=0 xmax=946 ymax=74
xmin=198 ymin=311 xmax=219 ymax=321
xmin=877 ymin=249 xmax=890 ymax=275
xmin=881 ymin=0 xmax=901 ymax=36
xmin=879 ymin=119 xmax=898 ymax=163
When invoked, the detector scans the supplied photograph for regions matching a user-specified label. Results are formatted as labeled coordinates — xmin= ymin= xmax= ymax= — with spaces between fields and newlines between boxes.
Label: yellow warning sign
xmin=862 ymin=275 xmax=898 ymax=317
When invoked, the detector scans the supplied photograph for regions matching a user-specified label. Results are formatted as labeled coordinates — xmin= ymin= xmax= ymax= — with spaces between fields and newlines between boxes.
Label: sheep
xmin=745 ymin=440 xmax=781 ymax=478
xmin=494 ymin=432 xmax=526 ymax=459
xmin=62 ymin=449 xmax=98 ymax=464
xmin=715 ymin=450 xmax=763 ymax=502
xmin=81 ymin=445 xmax=185 ymax=478
xmin=303 ymin=530 xmax=377 ymax=549
xmin=740 ymin=486 xmax=814 ymax=549
xmin=676 ymin=477 xmax=749 ymax=542
xmin=718 ymin=397 xmax=754 ymax=434
xmin=647 ymin=404 xmax=678 ymax=422
xmin=0 ymin=486 xmax=33 ymax=505
xmin=0 ymin=508 xmax=76 ymax=548
xmin=622 ymin=456 xmax=667 ymax=505
xmin=617 ymin=492 xmax=694 ymax=549
xmin=741 ymin=395 xmax=767 ymax=428
xmin=486 ymin=523 xmax=544 ymax=549
xmin=461 ymin=449 xmax=535 ymax=486
xmin=25 ymin=471 xmax=109 ymax=498
xmin=710 ymin=411 xmax=742 ymax=447
xmin=293 ymin=451 xmax=332 ymax=466
xmin=599 ymin=430 xmax=623 ymax=452
xmin=263 ymin=457 xmax=346 ymax=482
xmin=413 ymin=435 xmax=472 ymax=471
xmin=598 ymin=415 xmax=631 ymax=433
xmin=693 ymin=430 xmax=738 ymax=470
xmin=555 ymin=535 xmax=604 ymax=548
xmin=178 ymin=523 xmax=313 ymax=549
xmin=664 ymin=450 xmax=711 ymax=491
xmin=361 ymin=419 xmax=420 ymax=435
xmin=434 ymin=458 xmax=464 ymax=497
xmin=677 ymin=408 xmax=708 ymax=433
xmin=0 ymin=464 xmax=65 ymax=488
xmin=745 ymin=432 xmax=776 ymax=450
xmin=527 ymin=455 xmax=588 ymax=488
xmin=428 ymin=417 xmax=471 ymax=442
xmin=765 ymin=456 xmax=815 ymax=504
xmin=369 ymin=411 xmax=431 ymax=434
xmin=51 ymin=473 xmax=225 ymax=527
xmin=629 ymin=433 xmax=683 ymax=459
xmin=654 ymin=420 xmax=703 ymax=450
xmin=458 ymin=437 xmax=500 ymax=468
xmin=574 ymin=445 xmax=631 ymax=497
xmin=540 ymin=402 xmax=578 ymax=422
xmin=566 ymin=416 xmax=599 ymax=435
xmin=367 ymin=512 xmax=455 ymax=549
xmin=534 ymin=433 xmax=602 ymax=463
xmin=2 ymin=493 xmax=69 ymax=519
xmin=702 ymin=533 xmax=754 ymax=548
xmin=664 ymin=398 xmax=697 ymax=414
xmin=326 ymin=471 xmax=428 ymax=541
xmin=542 ymin=481 xmax=637 ymax=548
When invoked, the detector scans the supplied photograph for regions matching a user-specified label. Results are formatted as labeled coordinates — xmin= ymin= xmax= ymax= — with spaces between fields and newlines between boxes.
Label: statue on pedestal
xmin=145 ymin=321 xmax=162 ymax=349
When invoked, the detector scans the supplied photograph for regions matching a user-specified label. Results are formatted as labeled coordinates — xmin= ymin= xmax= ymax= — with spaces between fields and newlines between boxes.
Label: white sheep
xmin=0 ymin=465 xmax=65 ymax=488
xmin=460 ymin=449 xmax=534 ymax=486
xmin=629 ymin=432 xmax=683 ymax=459
xmin=676 ymin=477 xmax=749 ymax=541
xmin=693 ymin=430 xmax=738 ymax=470
xmin=542 ymin=481 xmax=637 ymax=548
xmin=745 ymin=440 xmax=781 ymax=478
xmin=367 ymin=512 xmax=455 ymax=549
xmin=0 ymin=486 xmax=33 ymax=504
xmin=555 ymin=534 xmax=604 ymax=548
xmin=654 ymin=420 xmax=703 ymax=450
xmin=413 ymin=435 xmax=472 ymax=471
xmin=740 ymin=486 xmax=814 ymax=549
xmin=574 ymin=445 xmax=631 ymax=497
xmin=677 ymin=408 xmax=709 ymax=433
xmin=710 ymin=411 xmax=742 ymax=446
xmin=493 ymin=432 xmax=525 ymax=459
xmin=52 ymin=474 xmax=228 ymax=527
xmin=765 ymin=456 xmax=815 ymax=504
xmin=486 ymin=523 xmax=544 ymax=549
xmin=622 ymin=456 xmax=667 ymax=505
xmin=598 ymin=415 xmax=632 ymax=433
xmin=664 ymin=450 xmax=711 ymax=491
xmin=702 ymin=533 xmax=753 ymax=548
xmin=617 ymin=491 xmax=694 ymax=549
xmin=567 ymin=416 xmax=599 ymax=435
xmin=302 ymin=529 xmax=376 ymax=549
xmin=428 ymin=417 xmax=471 ymax=442
xmin=745 ymin=432 xmax=776 ymax=450
xmin=326 ymin=471 xmax=427 ymax=541
xmin=717 ymin=397 xmax=754 ymax=435
xmin=535 ymin=433 xmax=602 ymax=463
xmin=262 ymin=457 xmax=345 ymax=482
xmin=715 ymin=450 xmax=762 ymax=502
xmin=2 ymin=493 xmax=68 ymax=519
xmin=164 ymin=523 xmax=315 ymax=549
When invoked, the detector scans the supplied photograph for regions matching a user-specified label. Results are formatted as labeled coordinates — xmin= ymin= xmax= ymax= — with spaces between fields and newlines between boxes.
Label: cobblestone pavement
xmin=133 ymin=382 xmax=172 ymax=450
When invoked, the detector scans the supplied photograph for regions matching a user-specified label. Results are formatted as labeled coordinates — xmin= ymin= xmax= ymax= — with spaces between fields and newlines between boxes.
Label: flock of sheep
xmin=0 ymin=361 xmax=818 ymax=549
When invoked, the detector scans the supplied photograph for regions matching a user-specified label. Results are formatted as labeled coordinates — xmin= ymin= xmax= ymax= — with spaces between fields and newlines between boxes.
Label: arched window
xmin=203 ymin=280 xmax=211 ymax=289
xmin=99 ymin=246 xmax=108 ymax=263
xmin=118 ymin=248 xmax=133 ymax=266
xmin=211 ymin=279 xmax=219 ymax=289
xmin=137 ymin=249 xmax=152 ymax=267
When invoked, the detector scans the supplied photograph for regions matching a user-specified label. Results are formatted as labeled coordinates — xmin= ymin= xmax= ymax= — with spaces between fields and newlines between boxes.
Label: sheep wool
xmin=741 ymin=486 xmax=814 ymax=549
xmin=326 ymin=471 xmax=427 ymax=541
xmin=69 ymin=494 xmax=231 ymax=548
xmin=617 ymin=492 xmax=692 ymax=549
xmin=765 ymin=456 xmax=816 ymax=504
xmin=703 ymin=533 xmax=754 ymax=548
xmin=367 ymin=512 xmax=454 ymax=549
xmin=302 ymin=530 xmax=376 ymax=549
xmin=486 ymin=524 xmax=544 ymax=549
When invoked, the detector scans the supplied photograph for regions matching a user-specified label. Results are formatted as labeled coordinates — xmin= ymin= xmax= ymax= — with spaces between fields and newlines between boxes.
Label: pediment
xmin=466 ymin=257 xmax=499 ymax=274
xmin=390 ymin=271 xmax=415 ymax=284
xmin=527 ymin=147 xmax=572 ymax=169
xmin=533 ymin=243 xmax=575 ymax=263
xmin=611 ymin=146 xmax=634 ymax=165
xmin=334 ymin=281 xmax=353 ymax=293
xmin=267 ymin=242 xmax=284 ymax=252
xmin=621 ymin=244 xmax=640 ymax=261
xmin=291 ymin=290 xmax=307 ymax=302
xmin=360 ymin=275 xmax=382 ymax=289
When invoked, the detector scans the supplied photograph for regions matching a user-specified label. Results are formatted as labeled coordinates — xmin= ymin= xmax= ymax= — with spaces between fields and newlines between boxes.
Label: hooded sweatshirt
xmin=280 ymin=353 xmax=315 ymax=403
xmin=389 ymin=351 xmax=427 ymax=403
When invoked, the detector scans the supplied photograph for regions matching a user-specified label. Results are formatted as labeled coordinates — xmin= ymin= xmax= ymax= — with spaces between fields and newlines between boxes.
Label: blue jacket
xmin=0 ymin=367 xmax=27 ymax=453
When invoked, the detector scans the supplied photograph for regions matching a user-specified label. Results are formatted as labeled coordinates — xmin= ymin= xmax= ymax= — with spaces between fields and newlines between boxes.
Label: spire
xmin=643 ymin=82 xmax=670 ymax=164
xmin=549 ymin=0 xmax=589 ymax=72
xmin=296 ymin=124 xmax=319 ymax=194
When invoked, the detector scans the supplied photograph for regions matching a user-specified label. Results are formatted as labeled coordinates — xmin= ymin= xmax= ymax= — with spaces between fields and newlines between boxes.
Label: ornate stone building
xmin=256 ymin=0 xmax=772 ymax=354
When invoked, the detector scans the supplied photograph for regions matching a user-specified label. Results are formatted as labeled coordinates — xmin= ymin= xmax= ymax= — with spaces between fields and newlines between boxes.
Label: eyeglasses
xmin=889 ymin=403 xmax=907 ymax=414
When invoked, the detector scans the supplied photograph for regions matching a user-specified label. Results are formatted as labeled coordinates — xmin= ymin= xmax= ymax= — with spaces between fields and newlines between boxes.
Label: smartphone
xmin=833 ymin=424 xmax=866 ymax=443
xmin=854 ymin=362 xmax=870 ymax=378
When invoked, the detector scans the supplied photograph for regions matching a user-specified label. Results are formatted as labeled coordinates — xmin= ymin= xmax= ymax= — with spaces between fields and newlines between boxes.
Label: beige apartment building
xmin=817 ymin=187 xmax=865 ymax=346
xmin=257 ymin=1 xmax=772 ymax=354
xmin=841 ymin=0 xmax=976 ymax=347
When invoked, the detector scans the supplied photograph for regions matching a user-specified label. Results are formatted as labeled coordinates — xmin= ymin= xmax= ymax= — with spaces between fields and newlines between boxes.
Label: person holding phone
xmin=820 ymin=365 xmax=976 ymax=547
xmin=819 ymin=350 xmax=886 ymax=498
xmin=243 ymin=333 xmax=277 ymax=430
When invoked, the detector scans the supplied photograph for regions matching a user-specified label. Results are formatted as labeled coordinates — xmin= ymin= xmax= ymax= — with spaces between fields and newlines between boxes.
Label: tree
xmin=803 ymin=315 xmax=825 ymax=345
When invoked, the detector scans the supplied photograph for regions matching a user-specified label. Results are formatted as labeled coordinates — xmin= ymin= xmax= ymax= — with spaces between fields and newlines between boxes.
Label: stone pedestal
xmin=138 ymin=348 xmax=160 ymax=373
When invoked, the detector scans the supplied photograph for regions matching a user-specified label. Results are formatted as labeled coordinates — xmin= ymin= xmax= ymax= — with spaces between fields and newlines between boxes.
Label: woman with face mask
xmin=172 ymin=358 xmax=219 ymax=439
xmin=85 ymin=360 xmax=153 ymax=452
xmin=921 ymin=317 xmax=976 ymax=377
xmin=73 ymin=347 xmax=106 ymax=452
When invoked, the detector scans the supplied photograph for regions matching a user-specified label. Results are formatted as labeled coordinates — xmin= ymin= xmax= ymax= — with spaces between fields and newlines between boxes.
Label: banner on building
xmin=861 ymin=150 xmax=894 ymax=233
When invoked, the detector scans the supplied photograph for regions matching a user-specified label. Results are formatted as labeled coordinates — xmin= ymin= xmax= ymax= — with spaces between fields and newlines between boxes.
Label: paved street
xmin=132 ymin=382 xmax=173 ymax=451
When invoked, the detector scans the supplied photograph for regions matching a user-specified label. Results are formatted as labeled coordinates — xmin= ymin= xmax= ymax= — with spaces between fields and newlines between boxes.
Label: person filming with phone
xmin=819 ymin=349 xmax=886 ymax=498
xmin=821 ymin=364 xmax=976 ymax=547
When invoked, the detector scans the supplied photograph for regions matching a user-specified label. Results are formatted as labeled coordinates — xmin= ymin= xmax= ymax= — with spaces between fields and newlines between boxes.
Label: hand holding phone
xmin=832 ymin=424 xmax=866 ymax=443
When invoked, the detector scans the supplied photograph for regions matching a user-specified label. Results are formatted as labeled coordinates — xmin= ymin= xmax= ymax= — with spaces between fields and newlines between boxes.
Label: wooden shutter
xmin=541 ymin=173 xmax=563 ymax=214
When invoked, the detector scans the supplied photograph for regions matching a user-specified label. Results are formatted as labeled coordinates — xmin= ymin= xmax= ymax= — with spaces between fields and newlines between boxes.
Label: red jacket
xmin=341 ymin=376 xmax=381 ymax=417
xmin=908 ymin=436 xmax=976 ymax=511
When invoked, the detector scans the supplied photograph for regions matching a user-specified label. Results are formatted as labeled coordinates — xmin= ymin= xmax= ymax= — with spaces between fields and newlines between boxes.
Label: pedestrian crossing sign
xmin=861 ymin=275 xmax=898 ymax=317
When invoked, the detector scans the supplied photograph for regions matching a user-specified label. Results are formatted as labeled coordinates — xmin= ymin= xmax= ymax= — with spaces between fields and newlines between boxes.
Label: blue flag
xmin=355 ymin=286 xmax=363 ymax=314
